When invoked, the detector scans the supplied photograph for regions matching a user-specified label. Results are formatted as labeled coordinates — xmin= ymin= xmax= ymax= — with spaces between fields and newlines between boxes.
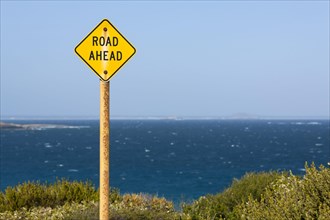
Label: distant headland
xmin=0 ymin=122 xmax=85 ymax=130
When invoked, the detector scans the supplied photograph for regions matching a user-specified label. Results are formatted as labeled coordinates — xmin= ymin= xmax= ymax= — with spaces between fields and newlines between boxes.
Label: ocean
xmin=0 ymin=119 xmax=329 ymax=204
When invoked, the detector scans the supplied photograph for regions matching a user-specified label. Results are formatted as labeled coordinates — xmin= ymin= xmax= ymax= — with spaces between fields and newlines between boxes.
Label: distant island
xmin=0 ymin=122 xmax=84 ymax=130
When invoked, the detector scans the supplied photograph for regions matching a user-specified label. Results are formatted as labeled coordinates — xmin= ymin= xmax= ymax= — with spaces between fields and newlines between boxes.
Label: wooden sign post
xmin=99 ymin=81 xmax=110 ymax=219
xmin=75 ymin=19 xmax=136 ymax=220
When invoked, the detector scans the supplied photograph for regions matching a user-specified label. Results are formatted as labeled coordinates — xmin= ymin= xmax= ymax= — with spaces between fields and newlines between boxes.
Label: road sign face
xmin=75 ymin=19 xmax=136 ymax=81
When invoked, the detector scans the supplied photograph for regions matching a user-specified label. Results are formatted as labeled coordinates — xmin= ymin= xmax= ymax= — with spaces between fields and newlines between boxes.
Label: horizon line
xmin=1 ymin=115 xmax=329 ymax=120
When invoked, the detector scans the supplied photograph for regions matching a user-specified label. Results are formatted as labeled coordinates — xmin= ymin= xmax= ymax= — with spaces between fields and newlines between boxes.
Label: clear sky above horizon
xmin=1 ymin=1 xmax=329 ymax=118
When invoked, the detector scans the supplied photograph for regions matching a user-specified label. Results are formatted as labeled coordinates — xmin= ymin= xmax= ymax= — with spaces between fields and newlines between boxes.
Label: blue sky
xmin=1 ymin=1 xmax=329 ymax=118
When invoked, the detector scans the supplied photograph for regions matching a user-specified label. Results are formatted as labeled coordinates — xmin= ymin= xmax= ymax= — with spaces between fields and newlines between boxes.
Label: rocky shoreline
xmin=0 ymin=122 xmax=84 ymax=130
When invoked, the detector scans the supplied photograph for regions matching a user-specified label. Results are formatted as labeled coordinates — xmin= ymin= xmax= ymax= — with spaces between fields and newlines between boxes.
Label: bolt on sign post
xmin=75 ymin=19 xmax=136 ymax=220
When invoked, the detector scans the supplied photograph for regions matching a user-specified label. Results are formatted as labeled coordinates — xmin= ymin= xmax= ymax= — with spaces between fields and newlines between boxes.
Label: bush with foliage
xmin=0 ymin=201 xmax=97 ymax=220
xmin=0 ymin=193 xmax=178 ymax=220
xmin=236 ymin=163 xmax=330 ymax=219
xmin=67 ymin=193 xmax=179 ymax=220
xmin=1 ymin=164 xmax=329 ymax=219
xmin=182 ymin=171 xmax=283 ymax=219
xmin=0 ymin=179 xmax=102 ymax=212
xmin=0 ymin=179 xmax=177 ymax=220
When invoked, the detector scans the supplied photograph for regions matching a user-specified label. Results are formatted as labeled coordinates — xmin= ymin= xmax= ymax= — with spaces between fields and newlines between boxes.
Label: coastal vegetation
xmin=0 ymin=163 xmax=329 ymax=219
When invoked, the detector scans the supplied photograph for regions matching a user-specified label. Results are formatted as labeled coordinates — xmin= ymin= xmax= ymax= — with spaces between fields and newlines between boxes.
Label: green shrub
xmin=236 ymin=163 xmax=330 ymax=219
xmin=0 ymin=179 xmax=101 ymax=212
xmin=0 ymin=185 xmax=177 ymax=220
xmin=1 ymin=163 xmax=329 ymax=219
xmin=67 ymin=193 xmax=179 ymax=220
xmin=182 ymin=171 xmax=283 ymax=219
xmin=0 ymin=195 xmax=179 ymax=220
xmin=0 ymin=201 xmax=98 ymax=220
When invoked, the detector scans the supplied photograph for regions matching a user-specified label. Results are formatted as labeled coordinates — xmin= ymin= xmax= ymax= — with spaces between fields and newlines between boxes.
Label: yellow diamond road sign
xmin=75 ymin=19 xmax=136 ymax=81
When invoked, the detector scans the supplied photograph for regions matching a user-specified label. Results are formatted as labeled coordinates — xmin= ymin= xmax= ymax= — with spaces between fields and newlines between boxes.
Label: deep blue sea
xmin=1 ymin=119 xmax=329 ymax=204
